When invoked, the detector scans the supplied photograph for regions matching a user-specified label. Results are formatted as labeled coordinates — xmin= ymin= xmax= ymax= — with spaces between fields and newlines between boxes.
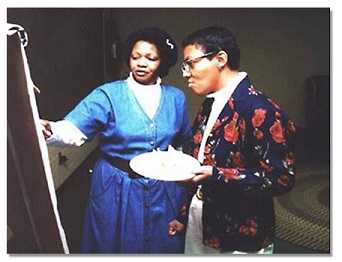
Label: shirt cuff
xmin=46 ymin=120 xmax=87 ymax=147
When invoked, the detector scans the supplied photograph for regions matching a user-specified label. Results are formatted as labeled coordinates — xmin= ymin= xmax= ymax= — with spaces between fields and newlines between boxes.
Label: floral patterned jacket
xmin=178 ymin=76 xmax=296 ymax=252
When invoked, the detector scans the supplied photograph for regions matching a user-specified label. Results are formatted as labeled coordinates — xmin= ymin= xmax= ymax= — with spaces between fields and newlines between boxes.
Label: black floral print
xmin=179 ymin=76 xmax=296 ymax=252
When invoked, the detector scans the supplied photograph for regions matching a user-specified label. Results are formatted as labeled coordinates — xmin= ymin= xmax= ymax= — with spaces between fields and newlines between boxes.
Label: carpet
xmin=274 ymin=166 xmax=330 ymax=252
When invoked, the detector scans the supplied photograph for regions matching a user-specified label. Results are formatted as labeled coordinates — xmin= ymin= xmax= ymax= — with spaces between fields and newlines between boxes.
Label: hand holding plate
xmin=189 ymin=165 xmax=213 ymax=183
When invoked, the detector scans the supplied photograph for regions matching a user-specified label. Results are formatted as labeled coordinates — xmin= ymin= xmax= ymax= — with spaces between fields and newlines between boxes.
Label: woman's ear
xmin=215 ymin=50 xmax=229 ymax=70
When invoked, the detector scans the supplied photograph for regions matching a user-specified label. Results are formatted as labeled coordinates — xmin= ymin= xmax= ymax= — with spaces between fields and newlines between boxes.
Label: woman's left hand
xmin=40 ymin=119 xmax=53 ymax=139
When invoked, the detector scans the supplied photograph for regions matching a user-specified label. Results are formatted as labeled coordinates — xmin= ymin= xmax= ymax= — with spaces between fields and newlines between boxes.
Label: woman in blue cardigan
xmin=42 ymin=27 xmax=191 ymax=253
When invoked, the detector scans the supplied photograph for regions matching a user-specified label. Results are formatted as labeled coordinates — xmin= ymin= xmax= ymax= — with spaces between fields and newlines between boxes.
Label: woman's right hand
xmin=40 ymin=119 xmax=53 ymax=139
xmin=168 ymin=219 xmax=185 ymax=236
xmin=178 ymin=165 xmax=213 ymax=186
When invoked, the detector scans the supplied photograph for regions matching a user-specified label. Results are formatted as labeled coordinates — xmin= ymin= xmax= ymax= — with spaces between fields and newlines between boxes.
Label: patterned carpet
xmin=274 ymin=165 xmax=330 ymax=252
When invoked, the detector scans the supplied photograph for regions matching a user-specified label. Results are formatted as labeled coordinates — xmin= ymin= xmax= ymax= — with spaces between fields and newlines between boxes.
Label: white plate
xmin=129 ymin=149 xmax=200 ymax=181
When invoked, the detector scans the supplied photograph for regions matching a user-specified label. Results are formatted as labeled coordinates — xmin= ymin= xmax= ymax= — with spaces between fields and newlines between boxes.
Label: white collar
xmin=127 ymin=72 xmax=161 ymax=92
xmin=206 ymin=72 xmax=247 ymax=102
xmin=197 ymin=72 xmax=247 ymax=163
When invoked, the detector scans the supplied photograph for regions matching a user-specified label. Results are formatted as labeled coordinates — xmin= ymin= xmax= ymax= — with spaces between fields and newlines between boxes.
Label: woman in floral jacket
xmin=168 ymin=26 xmax=296 ymax=254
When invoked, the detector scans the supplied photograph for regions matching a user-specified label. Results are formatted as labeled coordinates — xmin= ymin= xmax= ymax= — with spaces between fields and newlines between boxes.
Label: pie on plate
xmin=129 ymin=149 xmax=200 ymax=181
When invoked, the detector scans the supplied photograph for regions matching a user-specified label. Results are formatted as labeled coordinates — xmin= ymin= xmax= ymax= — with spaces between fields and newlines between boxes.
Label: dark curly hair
xmin=126 ymin=27 xmax=178 ymax=78
xmin=182 ymin=26 xmax=240 ymax=70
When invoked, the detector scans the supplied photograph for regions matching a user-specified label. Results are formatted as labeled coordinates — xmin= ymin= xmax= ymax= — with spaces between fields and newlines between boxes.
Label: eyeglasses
xmin=181 ymin=51 xmax=217 ymax=74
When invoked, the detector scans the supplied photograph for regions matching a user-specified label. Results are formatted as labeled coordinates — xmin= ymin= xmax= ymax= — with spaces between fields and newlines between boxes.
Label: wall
xmin=7 ymin=8 xmax=330 ymax=187
xmin=7 ymin=8 xmax=108 ymax=188
xmin=8 ymin=8 xmax=330 ymax=127
xmin=7 ymin=8 xmax=106 ymax=120
xmin=106 ymin=8 xmax=330 ymax=127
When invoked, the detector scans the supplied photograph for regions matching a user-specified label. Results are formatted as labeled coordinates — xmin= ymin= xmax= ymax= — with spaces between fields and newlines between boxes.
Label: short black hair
xmin=126 ymin=27 xmax=178 ymax=77
xmin=182 ymin=26 xmax=240 ymax=70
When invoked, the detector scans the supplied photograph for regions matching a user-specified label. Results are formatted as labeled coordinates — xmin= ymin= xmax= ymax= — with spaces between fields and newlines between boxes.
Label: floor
xmin=273 ymin=129 xmax=330 ymax=254
xmin=274 ymin=238 xmax=325 ymax=254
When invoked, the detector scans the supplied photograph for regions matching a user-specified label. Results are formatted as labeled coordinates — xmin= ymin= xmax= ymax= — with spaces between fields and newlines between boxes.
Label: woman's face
xmin=129 ymin=40 xmax=161 ymax=85
xmin=182 ymin=44 xmax=220 ymax=95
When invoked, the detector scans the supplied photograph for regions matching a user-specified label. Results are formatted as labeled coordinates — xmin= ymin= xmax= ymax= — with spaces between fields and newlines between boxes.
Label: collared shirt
xmin=198 ymin=72 xmax=247 ymax=163
xmin=186 ymin=72 xmax=248 ymax=254
xmin=127 ymin=72 xmax=162 ymax=120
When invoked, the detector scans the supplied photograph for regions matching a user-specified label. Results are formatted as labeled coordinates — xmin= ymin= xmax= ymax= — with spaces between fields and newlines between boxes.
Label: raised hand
xmin=40 ymin=119 xmax=53 ymax=139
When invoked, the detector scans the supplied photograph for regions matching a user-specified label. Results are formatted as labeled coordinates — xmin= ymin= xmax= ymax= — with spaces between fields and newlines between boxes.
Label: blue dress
xmin=64 ymin=80 xmax=191 ymax=253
